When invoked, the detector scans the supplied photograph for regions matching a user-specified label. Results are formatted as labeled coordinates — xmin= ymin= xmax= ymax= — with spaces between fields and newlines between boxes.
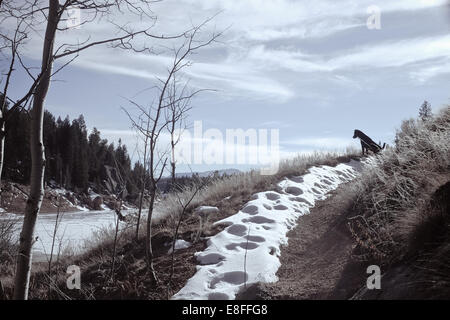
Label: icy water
xmin=2 ymin=210 xmax=120 ymax=258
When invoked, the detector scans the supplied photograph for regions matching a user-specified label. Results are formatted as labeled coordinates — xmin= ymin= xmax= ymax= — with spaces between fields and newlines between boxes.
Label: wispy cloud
xmin=329 ymin=35 xmax=450 ymax=70
xmin=284 ymin=137 xmax=358 ymax=149
xmin=14 ymin=0 xmax=450 ymax=103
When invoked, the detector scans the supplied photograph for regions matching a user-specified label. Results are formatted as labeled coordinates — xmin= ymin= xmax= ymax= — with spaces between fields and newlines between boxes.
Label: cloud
xmin=7 ymin=0 xmax=450 ymax=107
xmin=329 ymin=35 xmax=450 ymax=70
xmin=284 ymin=137 xmax=358 ymax=149
xmin=410 ymin=59 xmax=450 ymax=83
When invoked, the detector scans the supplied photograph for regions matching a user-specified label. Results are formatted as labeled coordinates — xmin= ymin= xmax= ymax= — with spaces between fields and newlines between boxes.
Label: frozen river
xmin=2 ymin=210 xmax=121 ymax=258
xmin=1 ymin=207 xmax=167 ymax=260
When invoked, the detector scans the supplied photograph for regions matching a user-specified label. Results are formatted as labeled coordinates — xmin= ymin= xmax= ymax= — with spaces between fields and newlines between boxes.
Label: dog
xmin=353 ymin=129 xmax=386 ymax=155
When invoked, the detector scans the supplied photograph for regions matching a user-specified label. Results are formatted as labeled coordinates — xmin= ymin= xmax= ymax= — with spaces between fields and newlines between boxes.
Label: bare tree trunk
xmin=111 ymin=198 xmax=122 ymax=281
xmin=13 ymin=0 xmax=58 ymax=300
xmin=0 ymin=121 xmax=5 ymax=191
xmin=135 ymin=119 xmax=150 ymax=241
xmin=145 ymin=188 xmax=158 ymax=282
xmin=170 ymin=114 xmax=176 ymax=188
xmin=0 ymin=71 xmax=10 ymax=194
xmin=135 ymin=186 xmax=145 ymax=239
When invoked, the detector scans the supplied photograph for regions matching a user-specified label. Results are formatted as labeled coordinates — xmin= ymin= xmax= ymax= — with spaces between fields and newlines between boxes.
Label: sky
xmin=2 ymin=0 xmax=450 ymax=174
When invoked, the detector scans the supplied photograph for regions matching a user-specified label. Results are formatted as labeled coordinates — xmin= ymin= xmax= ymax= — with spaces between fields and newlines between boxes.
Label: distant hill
xmin=175 ymin=169 xmax=241 ymax=178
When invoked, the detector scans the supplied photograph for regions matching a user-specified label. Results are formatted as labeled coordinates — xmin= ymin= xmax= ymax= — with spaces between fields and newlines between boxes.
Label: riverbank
xmin=0 ymin=181 xmax=136 ymax=214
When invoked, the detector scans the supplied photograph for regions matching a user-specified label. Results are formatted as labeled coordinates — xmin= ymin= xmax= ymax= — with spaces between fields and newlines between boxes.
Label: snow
xmin=168 ymin=239 xmax=192 ymax=254
xmin=88 ymin=191 xmax=101 ymax=200
xmin=172 ymin=159 xmax=364 ymax=300
xmin=194 ymin=206 xmax=219 ymax=216
xmin=76 ymin=205 xmax=89 ymax=212
xmin=3 ymin=209 xmax=137 ymax=258
xmin=122 ymin=203 xmax=133 ymax=210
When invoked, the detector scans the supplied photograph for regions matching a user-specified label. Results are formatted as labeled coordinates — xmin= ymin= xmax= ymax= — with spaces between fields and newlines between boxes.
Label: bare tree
xmin=166 ymin=74 xmax=194 ymax=188
xmin=104 ymin=157 xmax=127 ymax=282
xmin=124 ymin=100 xmax=169 ymax=283
xmin=124 ymin=21 xmax=221 ymax=282
xmin=132 ymin=114 xmax=150 ymax=242
xmin=10 ymin=0 xmax=187 ymax=300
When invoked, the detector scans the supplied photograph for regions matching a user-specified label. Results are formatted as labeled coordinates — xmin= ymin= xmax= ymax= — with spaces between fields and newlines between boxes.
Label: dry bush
xmin=0 ymin=217 xmax=18 ymax=271
xmin=349 ymin=106 xmax=450 ymax=265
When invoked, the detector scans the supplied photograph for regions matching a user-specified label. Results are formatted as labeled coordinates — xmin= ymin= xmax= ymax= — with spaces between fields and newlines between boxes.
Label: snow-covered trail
xmin=172 ymin=159 xmax=365 ymax=300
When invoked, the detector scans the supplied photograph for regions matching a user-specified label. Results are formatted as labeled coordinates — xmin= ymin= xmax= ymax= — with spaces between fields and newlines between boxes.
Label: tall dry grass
xmin=348 ymin=106 xmax=450 ymax=264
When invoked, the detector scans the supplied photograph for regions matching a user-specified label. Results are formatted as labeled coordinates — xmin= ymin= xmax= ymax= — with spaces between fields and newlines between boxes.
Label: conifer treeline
xmin=4 ymin=108 xmax=142 ymax=200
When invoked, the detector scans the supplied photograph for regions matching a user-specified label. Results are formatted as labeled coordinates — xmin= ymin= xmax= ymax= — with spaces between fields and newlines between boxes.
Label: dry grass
xmin=0 ymin=217 xmax=19 ymax=293
xmin=348 ymin=105 xmax=450 ymax=265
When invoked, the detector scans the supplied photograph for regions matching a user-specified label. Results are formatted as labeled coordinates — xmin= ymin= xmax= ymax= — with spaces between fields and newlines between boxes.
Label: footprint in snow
xmin=209 ymin=271 xmax=248 ymax=289
xmin=226 ymin=224 xmax=247 ymax=236
xmin=197 ymin=253 xmax=226 ymax=265
xmin=265 ymin=192 xmax=281 ymax=201
xmin=241 ymin=205 xmax=259 ymax=215
xmin=226 ymin=242 xmax=259 ymax=251
xmin=245 ymin=235 xmax=265 ymax=243
xmin=242 ymin=216 xmax=276 ymax=224
xmin=285 ymin=186 xmax=304 ymax=196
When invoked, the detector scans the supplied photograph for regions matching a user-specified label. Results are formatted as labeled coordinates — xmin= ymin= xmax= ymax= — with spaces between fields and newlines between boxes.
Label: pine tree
xmin=419 ymin=100 xmax=432 ymax=121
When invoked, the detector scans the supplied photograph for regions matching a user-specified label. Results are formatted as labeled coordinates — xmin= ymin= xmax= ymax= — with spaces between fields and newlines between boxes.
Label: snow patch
xmin=172 ymin=159 xmax=365 ymax=300
xmin=194 ymin=206 xmax=219 ymax=216
xmin=168 ymin=239 xmax=192 ymax=254
xmin=76 ymin=205 xmax=89 ymax=212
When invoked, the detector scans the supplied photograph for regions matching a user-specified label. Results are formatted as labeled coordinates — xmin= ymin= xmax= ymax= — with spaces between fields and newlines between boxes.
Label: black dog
xmin=353 ymin=129 xmax=386 ymax=155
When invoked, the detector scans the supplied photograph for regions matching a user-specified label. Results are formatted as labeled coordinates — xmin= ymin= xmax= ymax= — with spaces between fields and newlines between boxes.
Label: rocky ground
xmin=0 ymin=181 xmax=136 ymax=214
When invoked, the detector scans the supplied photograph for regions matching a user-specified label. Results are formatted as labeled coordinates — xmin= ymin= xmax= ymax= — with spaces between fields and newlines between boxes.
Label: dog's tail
xmin=378 ymin=141 xmax=386 ymax=150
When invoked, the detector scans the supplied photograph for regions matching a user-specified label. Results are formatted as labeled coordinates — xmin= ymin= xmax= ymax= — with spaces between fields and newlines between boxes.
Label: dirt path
xmin=238 ymin=182 xmax=366 ymax=300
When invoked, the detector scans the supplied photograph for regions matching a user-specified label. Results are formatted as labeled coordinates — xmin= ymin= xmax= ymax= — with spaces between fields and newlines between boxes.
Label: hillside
xmin=241 ymin=105 xmax=450 ymax=299
xmin=1 ymin=106 xmax=448 ymax=300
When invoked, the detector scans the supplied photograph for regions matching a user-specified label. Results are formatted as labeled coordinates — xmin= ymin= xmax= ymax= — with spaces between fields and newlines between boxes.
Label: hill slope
xmin=240 ymin=105 xmax=450 ymax=300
